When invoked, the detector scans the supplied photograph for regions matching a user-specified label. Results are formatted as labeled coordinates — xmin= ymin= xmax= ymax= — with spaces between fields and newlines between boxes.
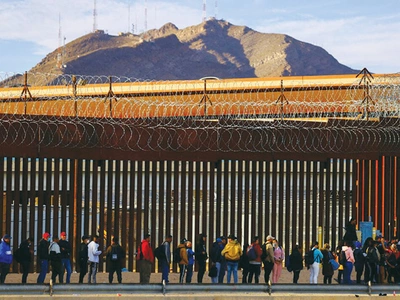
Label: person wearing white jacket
xmin=88 ymin=235 xmax=102 ymax=283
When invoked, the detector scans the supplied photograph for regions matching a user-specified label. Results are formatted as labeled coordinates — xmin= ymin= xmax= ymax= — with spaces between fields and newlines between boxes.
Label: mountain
xmin=30 ymin=19 xmax=357 ymax=80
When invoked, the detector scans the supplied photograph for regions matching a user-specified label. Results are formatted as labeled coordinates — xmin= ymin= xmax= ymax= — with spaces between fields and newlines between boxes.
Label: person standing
xmin=272 ymin=240 xmax=284 ymax=283
xmin=58 ymin=232 xmax=72 ymax=284
xmin=289 ymin=245 xmax=303 ymax=284
xmin=309 ymin=241 xmax=323 ymax=284
xmin=78 ymin=235 xmax=90 ymax=283
xmin=177 ymin=238 xmax=188 ymax=283
xmin=37 ymin=232 xmax=50 ymax=283
xmin=262 ymin=235 xmax=275 ymax=284
xmin=0 ymin=234 xmax=13 ymax=283
xmin=210 ymin=237 xmax=224 ymax=283
xmin=186 ymin=241 xmax=195 ymax=283
xmin=195 ymin=233 xmax=208 ymax=283
xmin=49 ymin=236 xmax=63 ymax=283
xmin=137 ymin=233 xmax=154 ymax=284
xmin=342 ymin=240 xmax=355 ymax=284
xmin=321 ymin=243 xmax=334 ymax=284
xmin=106 ymin=237 xmax=125 ymax=283
xmin=19 ymin=237 xmax=34 ymax=284
xmin=221 ymin=235 xmax=242 ymax=284
xmin=218 ymin=236 xmax=227 ymax=283
xmin=88 ymin=234 xmax=102 ymax=284
xmin=247 ymin=236 xmax=262 ymax=283
xmin=240 ymin=243 xmax=250 ymax=283
xmin=353 ymin=241 xmax=365 ymax=284
xmin=343 ymin=218 xmax=358 ymax=245
xmin=158 ymin=234 xmax=172 ymax=284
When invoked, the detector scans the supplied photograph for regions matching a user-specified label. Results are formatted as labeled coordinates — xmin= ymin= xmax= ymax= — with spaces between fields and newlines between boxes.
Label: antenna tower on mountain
xmin=202 ymin=0 xmax=206 ymax=22
xmin=93 ymin=0 xmax=98 ymax=32
xmin=215 ymin=0 xmax=218 ymax=18
xmin=144 ymin=0 xmax=148 ymax=31
xmin=57 ymin=13 xmax=62 ymax=69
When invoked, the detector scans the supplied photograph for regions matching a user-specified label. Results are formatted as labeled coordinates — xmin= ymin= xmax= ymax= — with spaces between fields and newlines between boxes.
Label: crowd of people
xmin=1 ymin=218 xmax=400 ymax=285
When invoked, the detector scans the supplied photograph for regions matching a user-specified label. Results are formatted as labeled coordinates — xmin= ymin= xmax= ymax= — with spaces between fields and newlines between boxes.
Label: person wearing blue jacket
xmin=309 ymin=241 xmax=323 ymax=284
xmin=0 ymin=234 xmax=13 ymax=283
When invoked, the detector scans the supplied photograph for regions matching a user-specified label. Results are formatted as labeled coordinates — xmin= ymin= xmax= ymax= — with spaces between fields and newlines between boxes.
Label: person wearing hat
xmin=0 ymin=234 xmax=12 ymax=283
xmin=58 ymin=231 xmax=72 ymax=283
xmin=262 ymin=235 xmax=275 ymax=284
xmin=210 ymin=237 xmax=224 ymax=283
xmin=37 ymin=232 xmax=50 ymax=284
xmin=78 ymin=235 xmax=90 ymax=283
xmin=137 ymin=233 xmax=154 ymax=284
xmin=88 ymin=234 xmax=102 ymax=283
xmin=195 ymin=233 xmax=208 ymax=283
xmin=221 ymin=234 xmax=242 ymax=283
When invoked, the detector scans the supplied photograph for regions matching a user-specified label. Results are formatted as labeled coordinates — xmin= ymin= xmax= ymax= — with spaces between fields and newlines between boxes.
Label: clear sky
xmin=1 ymin=0 xmax=399 ymax=74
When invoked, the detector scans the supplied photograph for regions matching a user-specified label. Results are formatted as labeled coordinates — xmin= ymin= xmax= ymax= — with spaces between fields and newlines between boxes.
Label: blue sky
xmin=1 ymin=0 xmax=399 ymax=74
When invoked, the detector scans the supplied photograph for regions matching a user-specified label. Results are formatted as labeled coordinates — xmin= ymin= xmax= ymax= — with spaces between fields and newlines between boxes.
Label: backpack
xmin=305 ymin=249 xmax=315 ymax=266
xmin=247 ymin=245 xmax=257 ymax=260
xmin=286 ymin=255 xmax=293 ymax=272
xmin=173 ymin=247 xmax=182 ymax=264
xmin=13 ymin=248 xmax=22 ymax=263
xmin=339 ymin=250 xmax=348 ymax=266
xmin=154 ymin=244 xmax=165 ymax=260
xmin=111 ymin=246 xmax=119 ymax=261
xmin=261 ymin=243 xmax=268 ymax=261
xmin=136 ymin=244 xmax=144 ymax=261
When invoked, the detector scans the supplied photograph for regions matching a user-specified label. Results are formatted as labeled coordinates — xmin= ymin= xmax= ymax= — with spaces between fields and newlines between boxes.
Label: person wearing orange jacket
xmin=177 ymin=238 xmax=189 ymax=283
xmin=137 ymin=233 xmax=154 ymax=283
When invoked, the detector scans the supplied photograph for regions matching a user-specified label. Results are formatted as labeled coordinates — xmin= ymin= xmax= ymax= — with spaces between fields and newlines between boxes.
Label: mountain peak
xmin=30 ymin=20 xmax=357 ymax=81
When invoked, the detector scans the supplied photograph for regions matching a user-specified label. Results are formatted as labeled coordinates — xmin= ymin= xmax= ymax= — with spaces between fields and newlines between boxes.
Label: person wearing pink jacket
xmin=272 ymin=240 xmax=284 ymax=283
xmin=342 ymin=240 xmax=355 ymax=284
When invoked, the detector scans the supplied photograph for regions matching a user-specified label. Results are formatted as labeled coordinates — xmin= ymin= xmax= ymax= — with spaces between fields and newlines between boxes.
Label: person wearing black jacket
xmin=105 ymin=237 xmax=125 ymax=283
xmin=19 ymin=237 xmax=33 ymax=283
xmin=195 ymin=233 xmax=208 ymax=283
xmin=79 ymin=235 xmax=90 ymax=283
xmin=343 ymin=218 xmax=358 ymax=244
xmin=49 ymin=236 xmax=63 ymax=283
xmin=58 ymin=232 xmax=72 ymax=283
xmin=289 ymin=245 xmax=303 ymax=284
xmin=210 ymin=237 xmax=224 ymax=283
xmin=37 ymin=232 xmax=50 ymax=284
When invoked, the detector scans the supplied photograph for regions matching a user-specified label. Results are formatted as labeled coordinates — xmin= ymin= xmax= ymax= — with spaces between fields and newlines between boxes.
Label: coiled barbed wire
xmin=0 ymin=72 xmax=399 ymax=155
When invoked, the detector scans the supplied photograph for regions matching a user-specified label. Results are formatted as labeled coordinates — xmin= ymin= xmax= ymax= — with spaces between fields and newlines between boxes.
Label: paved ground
xmin=1 ymin=268 xmax=399 ymax=299
xmin=3 ymin=266 xmax=339 ymax=284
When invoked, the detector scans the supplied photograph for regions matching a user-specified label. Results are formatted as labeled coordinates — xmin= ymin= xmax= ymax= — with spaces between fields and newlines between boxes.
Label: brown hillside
xmin=29 ymin=19 xmax=357 ymax=81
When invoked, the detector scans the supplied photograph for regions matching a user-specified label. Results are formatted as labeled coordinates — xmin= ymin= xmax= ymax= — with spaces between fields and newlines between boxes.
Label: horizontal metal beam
xmin=1 ymin=283 xmax=400 ymax=296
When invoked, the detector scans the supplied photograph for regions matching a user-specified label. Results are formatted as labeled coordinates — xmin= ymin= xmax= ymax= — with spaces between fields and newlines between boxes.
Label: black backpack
xmin=13 ymin=248 xmax=22 ymax=263
xmin=305 ymin=249 xmax=315 ymax=266
xmin=173 ymin=246 xmax=182 ymax=264
xmin=261 ymin=243 xmax=268 ymax=261
xmin=154 ymin=244 xmax=166 ymax=260
xmin=111 ymin=246 xmax=119 ymax=261
xmin=339 ymin=250 xmax=347 ymax=266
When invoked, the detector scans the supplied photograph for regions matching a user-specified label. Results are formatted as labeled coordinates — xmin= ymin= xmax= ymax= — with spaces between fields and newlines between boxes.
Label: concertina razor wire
xmin=0 ymin=71 xmax=399 ymax=154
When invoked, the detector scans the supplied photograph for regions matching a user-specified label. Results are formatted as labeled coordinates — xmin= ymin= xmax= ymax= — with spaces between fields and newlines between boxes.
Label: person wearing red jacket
xmin=248 ymin=236 xmax=263 ymax=283
xmin=137 ymin=233 xmax=154 ymax=283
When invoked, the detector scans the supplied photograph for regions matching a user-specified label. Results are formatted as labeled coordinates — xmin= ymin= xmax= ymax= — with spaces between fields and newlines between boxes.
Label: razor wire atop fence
xmin=0 ymin=71 xmax=399 ymax=154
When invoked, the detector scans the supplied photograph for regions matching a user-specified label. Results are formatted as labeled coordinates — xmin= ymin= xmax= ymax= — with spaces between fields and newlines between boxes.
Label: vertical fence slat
xmin=53 ymin=159 xmax=60 ymax=240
